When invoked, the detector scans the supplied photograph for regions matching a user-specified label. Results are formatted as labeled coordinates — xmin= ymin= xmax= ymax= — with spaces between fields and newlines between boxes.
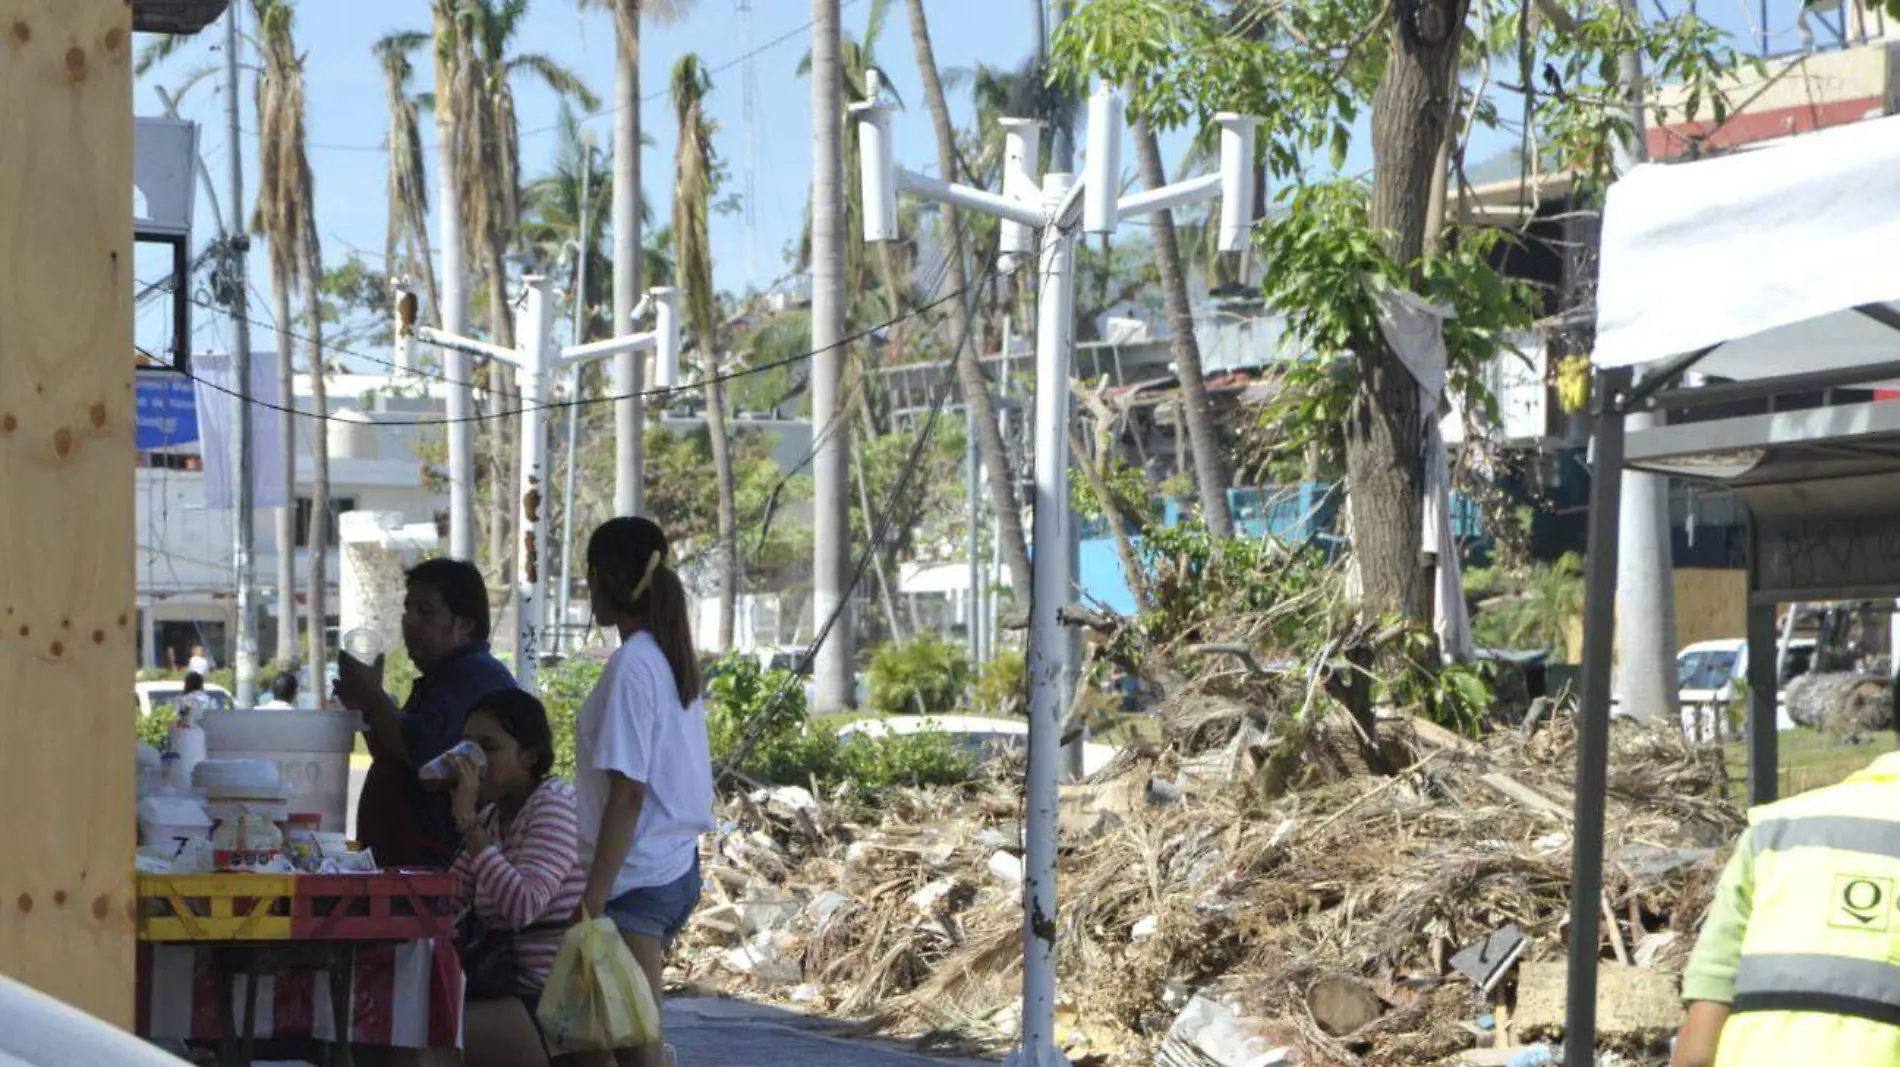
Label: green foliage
xmin=137 ymin=706 xmax=178 ymax=750
xmin=708 ymin=653 xmax=976 ymax=803
xmin=1466 ymin=552 xmax=1584 ymax=656
xmin=1134 ymin=520 xmax=1339 ymax=647
xmin=1380 ymin=629 xmax=1496 ymax=736
xmin=866 ymin=634 xmax=972 ymax=717
xmin=835 ymin=728 xmax=975 ymax=800
xmin=971 ymin=649 xmax=1028 ymax=718
xmin=1071 ymin=453 xmax=1159 ymax=530
xmin=536 ymin=653 xmax=606 ymax=781
xmin=642 ymin=425 xmax=811 ymax=581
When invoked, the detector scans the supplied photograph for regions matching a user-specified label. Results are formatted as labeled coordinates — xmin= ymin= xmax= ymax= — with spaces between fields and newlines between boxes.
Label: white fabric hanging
xmin=1369 ymin=283 xmax=1474 ymax=662
xmin=193 ymin=354 xmax=287 ymax=510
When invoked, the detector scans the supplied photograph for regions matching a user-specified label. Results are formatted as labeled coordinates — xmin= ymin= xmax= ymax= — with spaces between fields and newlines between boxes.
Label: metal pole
xmin=1013 ymin=173 xmax=1077 ymax=1067
xmin=225 ymin=3 xmax=258 ymax=708
xmin=558 ymin=146 xmax=593 ymax=654
xmin=1746 ymin=539 xmax=1780 ymax=806
xmin=811 ymin=0 xmax=855 ymax=712
xmin=968 ymin=393 xmax=982 ymax=661
xmin=515 ymin=278 xmax=552 ymax=693
xmin=1564 ymin=367 xmax=1631 ymax=1067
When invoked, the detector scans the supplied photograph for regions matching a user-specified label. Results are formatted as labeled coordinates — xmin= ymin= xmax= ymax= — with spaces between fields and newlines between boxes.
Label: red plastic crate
xmin=290 ymin=872 xmax=460 ymax=941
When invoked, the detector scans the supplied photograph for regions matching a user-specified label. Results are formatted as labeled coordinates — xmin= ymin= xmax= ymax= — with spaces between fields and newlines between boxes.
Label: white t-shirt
xmin=575 ymin=631 xmax=715 ymax=897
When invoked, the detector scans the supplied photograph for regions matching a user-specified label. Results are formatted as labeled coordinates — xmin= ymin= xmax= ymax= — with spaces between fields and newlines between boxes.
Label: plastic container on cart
xmin=137 ymin=795 xmax=212 ymax=853
xmin=201 ymin=710 xmax=355 ymax=832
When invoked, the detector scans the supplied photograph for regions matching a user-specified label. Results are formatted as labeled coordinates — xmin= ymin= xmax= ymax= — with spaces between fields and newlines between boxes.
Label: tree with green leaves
xmin=1051 ymin=0 xmax=1749 ymax=632
xmin=672 ymin=54 xmax=738 ymax=651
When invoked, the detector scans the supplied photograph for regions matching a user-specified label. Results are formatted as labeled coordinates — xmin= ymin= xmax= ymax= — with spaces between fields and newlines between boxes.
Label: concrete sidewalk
xmin=664 ymin=997 xmax=991 ymax=1067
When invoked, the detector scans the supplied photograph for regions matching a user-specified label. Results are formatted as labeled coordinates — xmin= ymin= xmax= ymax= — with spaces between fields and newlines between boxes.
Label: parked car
xmin=134 ymin=679 xmax=233 ymax=718
xmin=1677 ymin=637 xmax=1816 ymax=708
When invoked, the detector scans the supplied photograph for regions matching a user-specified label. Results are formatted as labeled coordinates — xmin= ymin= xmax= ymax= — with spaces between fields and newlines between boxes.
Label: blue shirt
xmin=356 ymin=641 xmax=515 ymax=868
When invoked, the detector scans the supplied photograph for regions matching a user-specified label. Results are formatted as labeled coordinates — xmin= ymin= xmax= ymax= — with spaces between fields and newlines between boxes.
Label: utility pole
xmin=811 ymin=0 xmax=855 ymax=712
xmin=225 ymin=3 xmax=258 ymax=707
xmin=967 ymin=395 xmax=983 ymax=662
xmin=399 ymin=281 xmax=677 ymax=694
xmin=557 ymin=132 xmax=595 ymax=654
xmin=1610 ymin=0 xmax=1678 ymax=732
xmin=857 ymin=75 xmax=1256 ymax=1067
xmin=613 ymin=3 xmax=645 ymax=519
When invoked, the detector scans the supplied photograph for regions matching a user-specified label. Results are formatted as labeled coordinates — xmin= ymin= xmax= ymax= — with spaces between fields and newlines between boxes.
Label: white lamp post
xmin=854 ymin=74 xmax=1258 ymax=1067
xmin=396 ymin=281 xmax=680 ymax=692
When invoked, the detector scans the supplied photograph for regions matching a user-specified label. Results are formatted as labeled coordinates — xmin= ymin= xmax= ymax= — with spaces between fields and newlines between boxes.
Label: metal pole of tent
xmin=1746 ymin=529 xmax=1780 ymax=805
xmin=1564 ymin=366 xmax=1631 ymax=1067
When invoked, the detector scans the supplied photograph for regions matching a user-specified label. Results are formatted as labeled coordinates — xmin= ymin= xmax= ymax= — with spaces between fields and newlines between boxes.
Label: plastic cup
xmin=341 ymin=628 xmax=384 ymax=663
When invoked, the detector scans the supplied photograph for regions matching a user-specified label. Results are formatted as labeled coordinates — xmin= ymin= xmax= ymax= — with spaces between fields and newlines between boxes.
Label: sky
xmin=134 ymin=0 xmax=1825 ymax=363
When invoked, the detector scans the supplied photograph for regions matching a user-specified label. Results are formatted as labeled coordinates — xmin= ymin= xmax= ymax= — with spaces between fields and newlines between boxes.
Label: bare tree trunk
xmin=303 ymin=261 xmax=331 ymax=689
xmin=274 ymin=276 xmax=298 ymax=665
xmin=1349 ymin=0 xmax=1468 ymax=622
xmin=484 ymin=243 xmax=518 ymax=591
xmin=903 ymin=0 xmax=1033 ymax=598
xmin=1132 ymin=121 xmax=1231 ymax=537
xmin=810 ymin=0 xmax=855 ymax=712
xmin=610 ymin=0 xmax=645 ymax=519
xmin=706 ymin=351 xmax=738 ymax=650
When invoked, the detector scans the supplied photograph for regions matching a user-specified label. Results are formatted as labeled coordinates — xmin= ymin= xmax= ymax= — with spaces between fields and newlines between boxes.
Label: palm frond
xmin=506 ymin=53 xmax=602 ymax=112
xmin=135 ymin=33 xmax=194 ymax=78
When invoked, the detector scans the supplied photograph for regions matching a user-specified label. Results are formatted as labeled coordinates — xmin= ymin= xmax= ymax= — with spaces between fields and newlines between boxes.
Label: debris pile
xmin=679 ymin=710 xmax=1741 ymax=1066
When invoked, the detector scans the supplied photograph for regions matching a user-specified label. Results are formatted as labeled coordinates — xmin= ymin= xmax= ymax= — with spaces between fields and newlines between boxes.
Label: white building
xmin=136 ymin=367 xmax=447 ymax=670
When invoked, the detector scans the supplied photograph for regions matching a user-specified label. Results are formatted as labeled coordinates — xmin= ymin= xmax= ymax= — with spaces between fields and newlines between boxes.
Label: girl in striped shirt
xmin=446 ymin=688 xmax=587 ymax=1067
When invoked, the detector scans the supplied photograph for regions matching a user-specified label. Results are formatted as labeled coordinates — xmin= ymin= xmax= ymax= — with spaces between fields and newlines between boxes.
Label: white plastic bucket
xmin=201 ymin=711 xmax=356 ymax=833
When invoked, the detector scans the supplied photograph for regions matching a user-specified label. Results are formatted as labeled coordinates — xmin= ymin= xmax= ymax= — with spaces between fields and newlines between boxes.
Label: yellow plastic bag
xmin=535 ymin=916 xmax=661 ymax=1053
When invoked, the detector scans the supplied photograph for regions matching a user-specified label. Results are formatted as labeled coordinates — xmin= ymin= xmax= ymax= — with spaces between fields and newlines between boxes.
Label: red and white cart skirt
xmin=136 ymin=939 xmax=464 ymax=1049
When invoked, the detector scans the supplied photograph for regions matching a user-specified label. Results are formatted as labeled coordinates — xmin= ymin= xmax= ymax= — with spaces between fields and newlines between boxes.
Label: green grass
xmin=1723 ymin=727 xmax=1898 ymax=801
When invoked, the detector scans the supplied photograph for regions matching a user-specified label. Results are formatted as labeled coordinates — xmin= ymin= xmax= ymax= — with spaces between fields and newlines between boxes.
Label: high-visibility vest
xmin=1717 ymin=752 xmax=1900 ymax=1067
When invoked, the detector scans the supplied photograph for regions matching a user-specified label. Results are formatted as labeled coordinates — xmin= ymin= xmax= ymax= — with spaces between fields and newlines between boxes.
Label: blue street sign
xmin=135 ymin=374 xmax=199 ymax=451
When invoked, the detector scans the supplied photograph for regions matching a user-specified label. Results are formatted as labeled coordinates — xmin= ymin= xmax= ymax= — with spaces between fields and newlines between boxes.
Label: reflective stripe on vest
xmin=1733 ymin=954 xmax=1900 ymax=1027
xmin=1753 ymin=815 xmax=1900 ymax=861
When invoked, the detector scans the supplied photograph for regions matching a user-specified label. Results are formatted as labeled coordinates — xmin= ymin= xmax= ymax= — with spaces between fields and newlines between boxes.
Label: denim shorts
xmin=603 ymin=854 xmax=702 ymax=943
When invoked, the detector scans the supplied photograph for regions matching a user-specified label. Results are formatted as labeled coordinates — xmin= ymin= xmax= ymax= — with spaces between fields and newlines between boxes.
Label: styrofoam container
xmin=200 ymin=711 xmax=355 ymax=832
xmin=138 ymin=796 xmax=212 ymax=852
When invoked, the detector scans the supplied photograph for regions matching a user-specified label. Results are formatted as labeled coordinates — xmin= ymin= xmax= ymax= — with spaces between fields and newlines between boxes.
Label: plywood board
xmin=0 ymin=0 xmax=137 ymax=1026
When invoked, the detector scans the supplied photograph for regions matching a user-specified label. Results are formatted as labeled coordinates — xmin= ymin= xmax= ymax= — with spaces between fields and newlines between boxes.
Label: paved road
xmin=665 ymin=997 xmax=990 ymax=1067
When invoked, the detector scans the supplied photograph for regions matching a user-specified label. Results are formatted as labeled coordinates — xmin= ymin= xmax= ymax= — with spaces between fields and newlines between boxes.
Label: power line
xmin=145 ymin=271 xmax=987 ymax=424
xmin=715 ymin=242 xmax=1003 ymax=784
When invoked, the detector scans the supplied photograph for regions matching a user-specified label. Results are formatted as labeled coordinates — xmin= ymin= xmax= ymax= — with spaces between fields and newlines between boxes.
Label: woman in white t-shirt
xmin=574 ymin=517 xmax=714 ymax=1067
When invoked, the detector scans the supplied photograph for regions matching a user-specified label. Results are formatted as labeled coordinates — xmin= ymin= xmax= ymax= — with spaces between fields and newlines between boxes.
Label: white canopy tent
xmin=1566 ymin=113 xmax=1900 ymax=1066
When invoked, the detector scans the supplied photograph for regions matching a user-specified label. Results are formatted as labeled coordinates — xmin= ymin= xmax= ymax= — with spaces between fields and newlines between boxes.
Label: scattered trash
xmin=677 ymin=703 xmax=1735 ymax=1065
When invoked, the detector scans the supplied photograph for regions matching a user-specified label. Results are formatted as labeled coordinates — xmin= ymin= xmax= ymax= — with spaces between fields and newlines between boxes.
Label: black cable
xmin=714 ymin=244 xmax=1007 ymax=783
xmin=152 ymin=274 xmax=988 ymax=426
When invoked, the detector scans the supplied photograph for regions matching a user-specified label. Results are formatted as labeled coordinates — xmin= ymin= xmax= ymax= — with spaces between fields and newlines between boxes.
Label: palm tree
xmin=672 ymin=54 xmax=737 ymax=651
xmin=903 ymin=0 xmax=1034 ymax=600
xmin=376 ymin=32 xmax=440 ymax=329
xmin=450 ymin=0 xmax=599 ymax=587
xmin=1132 ymin=118 xmax=1232 ymax=536
xmin=573 ymin=0 xmax=694 ymax=521
xmin=253 ymin=0 xmax=331 ymax=679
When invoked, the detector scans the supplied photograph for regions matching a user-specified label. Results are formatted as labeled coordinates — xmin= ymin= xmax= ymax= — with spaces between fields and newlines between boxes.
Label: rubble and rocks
xmin=1782 ymin=671 xmax=1893 ymax=735
xmin=679 ymin=710 xmax=1741 ymax=1066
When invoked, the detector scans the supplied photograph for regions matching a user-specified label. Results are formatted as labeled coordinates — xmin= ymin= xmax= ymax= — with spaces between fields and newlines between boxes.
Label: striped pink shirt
xmin=449 ymin=777 xmax=587 ymax=994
